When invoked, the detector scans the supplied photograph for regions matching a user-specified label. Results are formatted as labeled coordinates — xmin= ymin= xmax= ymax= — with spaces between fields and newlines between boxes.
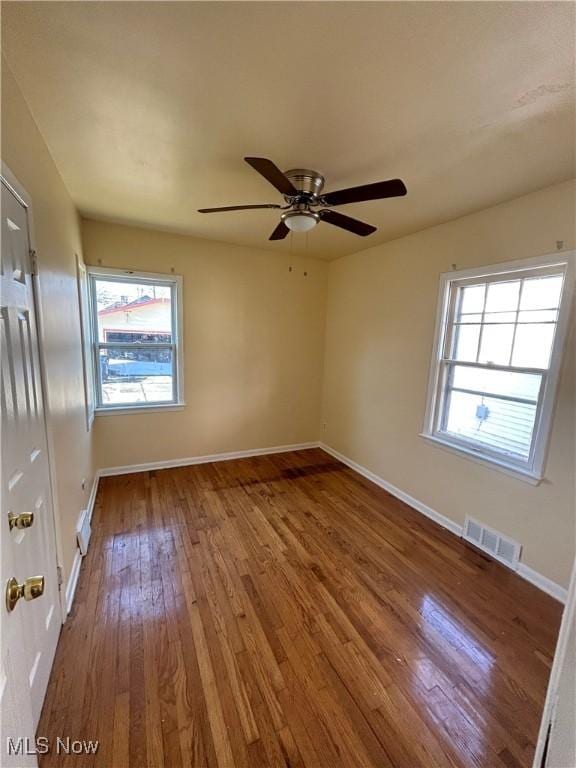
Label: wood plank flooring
xmin=38 ymin=449 xmax=562 ymax=767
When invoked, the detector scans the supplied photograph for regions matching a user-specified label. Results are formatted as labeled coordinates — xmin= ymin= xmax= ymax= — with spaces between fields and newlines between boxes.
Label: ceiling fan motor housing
xmin=283 ymin=169 xmax=325 ymax=202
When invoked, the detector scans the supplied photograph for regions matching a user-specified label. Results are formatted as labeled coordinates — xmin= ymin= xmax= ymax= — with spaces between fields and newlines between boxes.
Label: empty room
xmin=1 ymin=2 xmax=575 ymax=767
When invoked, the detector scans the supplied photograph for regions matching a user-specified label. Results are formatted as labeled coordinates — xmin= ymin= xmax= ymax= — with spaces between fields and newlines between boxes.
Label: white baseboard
xmin=320 ymin=442 xmax=463 ymax=536
xmin=517 ymin=564 xmax=568 ymax=603
xmin=65 ymin=549 xmax=82 ymax=615
xmin=320 ymin=442 xmax=567 ymax=604
xmin=98 ymin=441 xmax=319 ymax=477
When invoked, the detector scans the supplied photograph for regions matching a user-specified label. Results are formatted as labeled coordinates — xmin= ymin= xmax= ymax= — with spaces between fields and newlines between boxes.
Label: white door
xmin=1 ymin=178 xmax=62 ymax=766
xmin=533 ymin=561 xmax=576 ymax=768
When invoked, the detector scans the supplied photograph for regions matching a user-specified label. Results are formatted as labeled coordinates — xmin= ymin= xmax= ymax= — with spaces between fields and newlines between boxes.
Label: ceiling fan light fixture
xmin=282 ymin=210 xmax=319 ymax=233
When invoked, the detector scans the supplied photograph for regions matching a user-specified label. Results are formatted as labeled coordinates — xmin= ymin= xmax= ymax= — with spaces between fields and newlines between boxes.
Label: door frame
xmin=532 ymin=557 xmax=576 ymax=766
xmin=1 ymin=162 xmax=66 ymax=624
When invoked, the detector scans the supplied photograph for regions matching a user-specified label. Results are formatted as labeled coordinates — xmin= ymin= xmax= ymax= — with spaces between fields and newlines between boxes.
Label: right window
xmin=423 ymin=255 xmax=574 ymax=482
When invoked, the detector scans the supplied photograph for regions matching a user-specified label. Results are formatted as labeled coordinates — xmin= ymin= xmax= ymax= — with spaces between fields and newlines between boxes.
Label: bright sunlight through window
xmin=88 ymin=268 xmax=183 ymax=411
xmin=422 ymin=255 xmax=573 ymax=482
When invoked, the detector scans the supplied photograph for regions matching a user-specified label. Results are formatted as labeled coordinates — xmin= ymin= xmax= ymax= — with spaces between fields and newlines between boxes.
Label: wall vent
xmin=463 ymin=516 xmax=521 ymax=570
xmin=76 ymin=509 xmax=91 ymax=556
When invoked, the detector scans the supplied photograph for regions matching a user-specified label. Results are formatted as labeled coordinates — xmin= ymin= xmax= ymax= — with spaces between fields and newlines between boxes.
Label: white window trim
xmin=76 ymin=255 xmax=95 ymax=430
xmin=87 ymin=266 xmax=185 ymax=413
xmin=421 ymin=251 xmax=575 ymax=485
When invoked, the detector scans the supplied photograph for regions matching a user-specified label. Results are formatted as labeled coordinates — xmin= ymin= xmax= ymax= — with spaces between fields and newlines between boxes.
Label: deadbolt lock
xmin=8 ymin=512 xmax=34 ymax=531
xmin=6 ymin=575 xmax=45 ymax=613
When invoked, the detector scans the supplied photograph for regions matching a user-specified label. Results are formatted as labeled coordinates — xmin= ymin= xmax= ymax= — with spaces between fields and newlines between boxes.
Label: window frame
xmin=87 ymin=266 xmax=184 ymax=414
xmin=421 ymin=252 xmax=575 ymax=484
xmin=76 ymin=255 xmax=95 ymax=430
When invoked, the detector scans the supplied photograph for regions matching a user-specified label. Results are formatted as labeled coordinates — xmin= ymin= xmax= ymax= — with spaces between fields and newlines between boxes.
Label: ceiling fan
xmin=198 ymin=157 xmax=407 ymax=240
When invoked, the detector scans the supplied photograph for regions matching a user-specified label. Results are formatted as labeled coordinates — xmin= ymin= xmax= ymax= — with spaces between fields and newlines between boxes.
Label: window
xmin=423 ymin=254 xmax=574 ymax=482
xmin=87 ymin=267 xmax=184 ymax=411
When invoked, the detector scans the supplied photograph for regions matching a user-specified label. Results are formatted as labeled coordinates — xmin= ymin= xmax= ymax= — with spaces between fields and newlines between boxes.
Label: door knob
xmin=8 ymin=512 xmax=35 ymax=531
xmin=6 ymin=575 xmax=45 ymax=613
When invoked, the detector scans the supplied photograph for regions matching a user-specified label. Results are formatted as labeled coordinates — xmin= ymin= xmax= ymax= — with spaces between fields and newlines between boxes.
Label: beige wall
xmin=322 ymin=180 xmax=576 ymax=588
xmin=81 ymin=219 xmax=328 ymax=469
xmin=1 ymin=61 xmax=95 ymax=586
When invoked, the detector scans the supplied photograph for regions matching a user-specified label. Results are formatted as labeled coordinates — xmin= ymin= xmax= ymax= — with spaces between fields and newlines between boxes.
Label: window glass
xmin=95 ymin=279 xmax=172 ymax=342
xmin=99 ymin=347 xmax=173 ymax=405
xmin=424 ymin=260 xmax=570 ymax=478
xmin=454 ymin=324 xmax=480 ymax=362
xmin=512 ymin=324 xmax=555 ymax=369
xmin=484 ymin=280 xmax=520 ymax=313
xmin=451 ymin=365 xmax=541 ymax=401
xmin=89 ymin=272 xmax=181 ymax=410
xmin=478 ymin=324 xmax=515 ymax=365
xmin=520 ymin=275 xmax=563 ymax=311
xmin=460 ymin=284 xmax=485 ymax=314
xmin=445 ymin=391 xmax=536 ymax=459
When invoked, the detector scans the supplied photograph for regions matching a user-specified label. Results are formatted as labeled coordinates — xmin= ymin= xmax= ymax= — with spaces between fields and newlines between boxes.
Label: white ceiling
xmin=2 ymin=2 xmax=575 ymax=260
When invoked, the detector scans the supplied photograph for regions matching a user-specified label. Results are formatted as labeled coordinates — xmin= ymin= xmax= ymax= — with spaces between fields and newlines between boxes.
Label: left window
xmin=87 ymin=268 xmax=184 ymax=411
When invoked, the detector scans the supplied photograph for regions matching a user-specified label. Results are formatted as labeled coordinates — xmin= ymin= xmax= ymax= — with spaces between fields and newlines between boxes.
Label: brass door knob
xmin=8 ymin=512 xmax=34 ymax=531
xmin=6 ymin=575 xmax=45 ymax=613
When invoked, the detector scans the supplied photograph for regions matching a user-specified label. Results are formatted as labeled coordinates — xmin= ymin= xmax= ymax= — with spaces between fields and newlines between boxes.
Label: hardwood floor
xmin=38 ymin=448 xmax=562 ymax=767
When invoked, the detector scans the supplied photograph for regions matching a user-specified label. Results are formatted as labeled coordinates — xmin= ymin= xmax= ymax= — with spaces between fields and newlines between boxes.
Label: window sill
xmin=419 ymin=433 xmax=543 ymax=486
xmin=95 ymin=403 xmax=186 ymax=417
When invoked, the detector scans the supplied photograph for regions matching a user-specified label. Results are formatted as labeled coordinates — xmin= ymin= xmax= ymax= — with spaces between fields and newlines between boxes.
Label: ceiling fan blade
xmin=245 ymin=157 xmax=298 ymax=197
xmin=269 ymin=220 xmax=290 ymax=241
xmin=322 ymin=178 xmax=407 ymax=207
xmin=198 ymin=203 xmax=282 ymax=213
xmin=319 ymin=209 xmax=376 ymax=236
